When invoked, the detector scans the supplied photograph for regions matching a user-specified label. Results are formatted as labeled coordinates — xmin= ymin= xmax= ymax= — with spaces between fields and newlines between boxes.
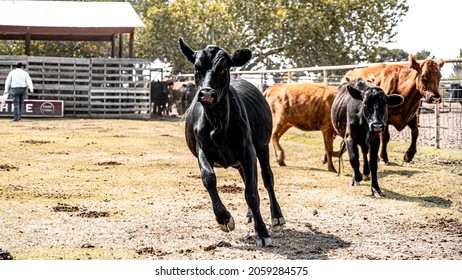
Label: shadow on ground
xmin=236 ymin=223 xmax=350 ymax=260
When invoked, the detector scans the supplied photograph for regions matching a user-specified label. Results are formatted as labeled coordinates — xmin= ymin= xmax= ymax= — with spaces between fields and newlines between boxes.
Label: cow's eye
xmin=220 ymin=68 xmax=228 ymax=75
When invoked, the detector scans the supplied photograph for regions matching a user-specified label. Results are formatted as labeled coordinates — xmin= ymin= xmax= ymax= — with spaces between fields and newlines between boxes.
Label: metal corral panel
xmin=0 ymin=56 xmax=152 ymax=119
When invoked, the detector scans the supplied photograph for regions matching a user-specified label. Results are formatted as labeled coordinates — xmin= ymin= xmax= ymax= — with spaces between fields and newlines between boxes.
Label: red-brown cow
xmin=264 ymin=83 xmax=338 ymax=172
xmin=342 ymin=54 xmax=445 ymax=163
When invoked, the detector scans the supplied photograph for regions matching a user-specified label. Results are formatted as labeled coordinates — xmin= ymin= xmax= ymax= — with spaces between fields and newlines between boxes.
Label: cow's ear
xmin=347 ymin=85 xmax=363 ymax=101
xmin=230 ymin=49 xmax=252 ymax=67
xmin=437 ymin=59 xmax=445 ymax=68
xmin=386 ymin=94 xmax=404 ymax=107
xmin=367 ymin=73 xmax=376 ymax=83
xmin=178 ymin=37 xmax=196 ymax=64
xmin=409 ymin=54 xmax=421 ymax=74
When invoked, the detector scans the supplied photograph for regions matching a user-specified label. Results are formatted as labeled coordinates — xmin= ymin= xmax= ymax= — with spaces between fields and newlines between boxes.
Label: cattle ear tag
xmin=230 ymin=49 xmax=252 ymax=67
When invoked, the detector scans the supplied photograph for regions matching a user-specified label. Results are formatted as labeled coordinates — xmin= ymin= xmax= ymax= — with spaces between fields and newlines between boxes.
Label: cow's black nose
xmin=371 ymin=122 xmax=384 ymax=132
xmin=198 ymin=87 xmax=217 ymax=105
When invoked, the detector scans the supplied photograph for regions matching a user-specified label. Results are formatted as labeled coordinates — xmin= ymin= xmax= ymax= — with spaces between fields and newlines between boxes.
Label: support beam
xmin=129 ymin=32 xmax=135 ymax=58
xmin=25 ymin=33 xmax=31 ymax=56
xmin=111 ymin=34 xmax=116 ymax=58
xmin=118 ymin=33 xmax=123 ymax=58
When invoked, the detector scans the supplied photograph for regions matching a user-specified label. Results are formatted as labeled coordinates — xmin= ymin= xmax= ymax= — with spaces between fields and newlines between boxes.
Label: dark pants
xmin=11 ymin=87 xmax=26 ymax=121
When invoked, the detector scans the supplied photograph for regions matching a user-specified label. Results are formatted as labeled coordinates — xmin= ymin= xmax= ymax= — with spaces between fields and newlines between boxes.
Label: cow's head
xmin=180 ymin=82 xmax=197 ymax=97
xmin=151 ymin=81 xmax=170 ymax=96
xmin=347 ymin=78 xmax=404 ymax=133
xmin=448 ymin=83 xmax=462 ymax=100
xmin=409 ymin=54 xmax=444 ymax=104
xmin=178 ymin=37 xmax=252 ymax=107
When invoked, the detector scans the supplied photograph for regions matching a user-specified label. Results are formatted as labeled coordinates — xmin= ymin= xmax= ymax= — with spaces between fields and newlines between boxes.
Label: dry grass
xmin=1 ymin=117 xmax=461 ymax=260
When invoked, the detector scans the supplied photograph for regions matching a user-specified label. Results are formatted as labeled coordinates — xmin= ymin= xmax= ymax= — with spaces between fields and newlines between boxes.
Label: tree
xmin=413 ymin=49 xmax=435 ymax=60
xmin=371 ymin=47 xmax=409 ymax=62
xmin=449 ymin=49 xmax=462 ymax=80
xmin=136 ymin=0 xmax=409 ymax=73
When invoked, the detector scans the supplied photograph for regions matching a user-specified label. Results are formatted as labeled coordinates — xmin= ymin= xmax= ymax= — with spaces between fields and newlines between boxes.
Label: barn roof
xmin=0 ymin=1 xmax=144 ymax=57
xmin=0 ymin=1 xmax=144 ymax=28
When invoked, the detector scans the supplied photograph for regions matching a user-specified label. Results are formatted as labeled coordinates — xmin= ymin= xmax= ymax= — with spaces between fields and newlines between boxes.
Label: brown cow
xmin=264 ymin=83 xmax=338 ymax=172
xmin=342 ymin=54 xmax=445 ymax=163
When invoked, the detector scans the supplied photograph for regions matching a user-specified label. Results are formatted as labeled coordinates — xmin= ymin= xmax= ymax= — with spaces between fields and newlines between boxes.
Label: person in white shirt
xmin=4 ymin=62 xmax=34 ymax=121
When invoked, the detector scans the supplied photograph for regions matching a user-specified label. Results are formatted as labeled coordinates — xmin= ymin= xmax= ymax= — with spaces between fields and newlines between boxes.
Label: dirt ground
xmin=0 ymin=116 xmax=461 ymax=260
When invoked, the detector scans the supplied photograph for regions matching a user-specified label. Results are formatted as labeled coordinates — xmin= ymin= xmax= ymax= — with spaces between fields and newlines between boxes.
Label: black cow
xmin=180 ymin=82 xmax=197 ymax=114
xmin=331 ymin=78 xmax=403 ymax=197
xmin=179 ymin=38 xmax=285 ymax=246
xmin=448 ymin=83 xmax=462 ymax=105
xmin=150 ymin=81 xmax=170 ymax=117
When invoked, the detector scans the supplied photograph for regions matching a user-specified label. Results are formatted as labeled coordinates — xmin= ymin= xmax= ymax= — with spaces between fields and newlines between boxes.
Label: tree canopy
xmin=0 ymin=0 xmax=410 ymax=73
xmin=449 ymin=49 xmax=462 ymax=80
xmin=135 ymin=0 xmax=409 ymax=72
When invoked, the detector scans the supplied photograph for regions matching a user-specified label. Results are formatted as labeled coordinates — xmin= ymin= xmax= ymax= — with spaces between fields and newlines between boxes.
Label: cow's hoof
xmin=328 ymin=167 xmax=337 ymax=173
xmin=272 ymin=217 xmax=286 ymax=226
xmin=219 ymin=216 xmax=235 ymax=232
xmin=379 ymin=159 xmax=389 ymax=165
xmin=363 ymin=174 xmax=371 ymax=181
xmin=256 ymin=236 xmax=273 ymax=247
xmin=371 ymin=189 xmax=383 ymax=198
xmin=403 ymin=153 xmax=414 ymax=163
xmin=277 ymin=160 xmax=286 ymax=167
xmin=246 ymin=209 xmax=253 ymax=224
xmin=350 ymin=181 xmax=360 ymax=187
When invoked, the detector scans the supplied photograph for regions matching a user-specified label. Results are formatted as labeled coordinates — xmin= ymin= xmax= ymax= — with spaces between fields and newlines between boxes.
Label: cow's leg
xmin=236 ymin=167 xmax=254 ymax=224
xmin=404 ymin=116 xmax=418 ymax=162
xmin=271 ymin=118 xmax=291 ymax=166
xmin=241 ymin=148 xmax=271 ymax=246
xmin=198 ymin=150 xmax=235 ymax=232
xmin=380 ymin=125 xmax=390 ymax=164
xmin=369 ymin=136 xmax=383 ymax=197
xmin=257 ymin=147 xmax=285 ymax=227
xmin=152 ymin=102 xmax=157 ymax=118
xmin=360 ymin=144 xmax=370 ymax=181
xmin=321 ymin=129 xmax=337 ymax=173
xmin=346 ymin=139 xmax=363 ymax=186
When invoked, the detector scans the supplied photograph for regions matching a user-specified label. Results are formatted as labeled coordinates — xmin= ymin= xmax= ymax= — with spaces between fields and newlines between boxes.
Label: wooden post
xmin=129 ymin=32 xmax=135 ymax=58
xmin=435 ymin=103 xmax=440 ymax=149
xmin=118 ymin=33 xmax=123 ymax=58
xmin=111 ymin=34 xmax=116 ymax=58
xmin=260 ymin=72 xmax=264 ymax=92
xmin=323 ymin=69 xmax=328 ymax=84
xmin=25 ymin=33 xmax=31 ymax=56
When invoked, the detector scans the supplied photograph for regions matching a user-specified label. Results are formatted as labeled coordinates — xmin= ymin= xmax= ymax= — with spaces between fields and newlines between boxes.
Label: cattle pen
xmin=1 ymin=55 xmax=462 ymax=148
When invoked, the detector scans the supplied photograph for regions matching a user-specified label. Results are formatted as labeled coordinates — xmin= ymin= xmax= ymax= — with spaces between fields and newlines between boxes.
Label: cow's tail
xmin=337 ymin=140 xmax=346 ymax=176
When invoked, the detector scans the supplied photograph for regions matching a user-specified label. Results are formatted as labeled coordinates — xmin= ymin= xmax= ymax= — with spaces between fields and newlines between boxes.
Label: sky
xmin=386 ymin=0 xmax=461 ymax=76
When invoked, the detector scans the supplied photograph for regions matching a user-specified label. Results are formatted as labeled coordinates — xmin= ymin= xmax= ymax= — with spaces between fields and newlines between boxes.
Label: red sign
xmin=0 ymin=100 xmax=64 ymax=117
